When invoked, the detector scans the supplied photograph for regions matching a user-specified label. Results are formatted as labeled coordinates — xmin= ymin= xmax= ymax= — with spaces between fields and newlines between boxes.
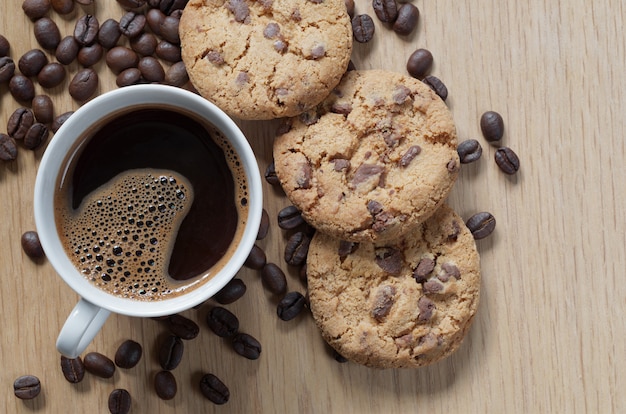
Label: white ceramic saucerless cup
xmin=34 ymin=85 xmax=262 ymax=358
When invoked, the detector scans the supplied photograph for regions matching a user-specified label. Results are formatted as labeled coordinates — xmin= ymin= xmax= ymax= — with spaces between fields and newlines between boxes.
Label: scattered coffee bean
xmin=24 ymin=122 xmax=49 ymax=150
xmin=207 ymin=306 xmax=239 ymax=338
xmin=422 ymin=75 xmax=448 ymax=101
xmin=22 ymin=0 xmax=51 ymax=21
xmin=119 ymin=12 xmax=146 ymax=39
xmin=393 ymin=3 xmax=419 ymax=35
xmin=117 ymin=0 xmax=147 ymax=10
xmin=164 ymin=61 xmax=188 ymax=86
xmin=38 ymin=62 xmax=66 ymax=88
xmin=466 ymin=211 xmax=496 ymax=240
xmin=18 ymin=49 xmax=48 ymax=77
xmin=159 ymin=16 xmax=180 ymax=44
xmin=480 ymin=110 xmax=505 ymax=142
xmin=108 ymin=389 xmax=132 ymax=414
xmin=264 ymin=161 xmax=280 ymax=186
xmin=60 ymin=356 xmax=85 ymax=383
xmin=77 ymin=43 xmax=104 ymax=67
xmin=284 ymin=231 xmax=311 ymax=266
xmin=407 ymin=48 xmax=433 ymax=79
xmin=199 ymin=373 xmax=230 ymax=405
xmin=51 ymin=111 xmax=73 ymax=133
xmin=0 ymin=35 xmax=9 ymax=57
xmin=332 ymin=349 xmax=349 ymax=363
xmin=116 ymin=68 xmax=142 ymax=87
xmin=55 ymin=36 xmax=80 ymax=65
xmin=154 ymin=370 xmax=177 ymax=400
xmin=76 ymin=0 xmax=95 ymax=5
xmin=261 ymin=262 xmax=287 ymax=295
xmin=165 ymin=314 xmax=200 ymax=340
xmin=51 ymin=0 xmax=74 ymax=14
xmin=138 ymin=56 xmax=165 ymax=82
xmin=352 ymin=14 xmax=375 ymax=43
xmin=256 ymin=208 xmax=270 ymax=240
xmin=32 ymin=95 xmax=54 ymax=124
xmin=74 ymin=14 xmax=100 ymax=46
xmin=9 ymin=74 xmax=36 ymax=102
xmin=0 ymin=56 xmax=16 ymax=83
xmin=13 ymin=375 xmax=41 ymax=400
xmin=372 ymin=0 xmax=398 ymax=23
xmin=69 ymin=68 xmax=98 ymax=101
xmin=160 ymin=0 xmax=188 ymax=15
xmin=0 ymin=134 xmax=18 ymax=161
xmin=98 ymin=19 xmax=123 ymax=49
xmin=8 ymin=107 xmax=35 ymax=140
xmin=495 ymin=147 xmax=520 ymax=174
xmin=232 ymin=332 xmax=261 ymax=360
xmin=155 ymin=40 xmax=181 ymax=62
xmin=114 ymin=339 xmax=143 ymax=368
xmin=244 ymin=244 xmax=266 ymax=270
xmin=84 ymin=352 xmax=116 ymax=378
xmin=130 ymin=32 xmax=158 ymax=56
xmin=277 ymin=291 xmax=306 ymax=321
xmin=146 ymin=8 xmax=166 ymax=36
xmin=158 ymin=335 xmax=184 ymax=370
xmin=345 ymin=0 xmax=355 ymax=18
xmin=106 ymin=46 xmax=139 ymax=73
xmin=277 ymin=205 xmax=304 ymax=230
xmin=457 ymin=139 xmax=483 ymax=164
xmin=213 ymin=278 xmax=247 ymax=304
xmin=34 ymin=17 xmax=61 ymax=50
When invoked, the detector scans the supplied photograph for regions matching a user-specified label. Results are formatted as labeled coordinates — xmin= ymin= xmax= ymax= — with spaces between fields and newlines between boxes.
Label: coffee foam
xmin=57 ymin=169 xmax=196 ymax=300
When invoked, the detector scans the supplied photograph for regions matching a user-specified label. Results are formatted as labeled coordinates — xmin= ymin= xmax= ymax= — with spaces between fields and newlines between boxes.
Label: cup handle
xmin=56 ymin=299 xmax=111 ymax=358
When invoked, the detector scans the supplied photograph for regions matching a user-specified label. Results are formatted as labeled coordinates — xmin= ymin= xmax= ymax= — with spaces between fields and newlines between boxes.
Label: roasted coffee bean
xmin=51 ymin=111 xmax=73 ymax=133
xmin=154 ymin=370 xmax=177 ymax=400
xmin=146 ymin=8 xmax=166 ymax=36
xmin=60 ymin=356 xmax=85 ymax=383
xmin=116 ymin=68 xmax=142 ymax=87
xmin=106 ymin=46 xmax=139 ymax=73
xmin=261 ymin=263 xmax=287 ymax=294
xmin=164 ymin=61 xmax=188 ymax=86
xmin=372 ymin=0 xmax=398 ymax=23
xmin=32 ymin=95 xmax=54 ymax=124
xmin=160 ymin=0 xmax=188 ymax=15
xmin=0 ymin=35 xmax=9 ymax=57
xmin=23 ymin=0 xmax=51 ymax=20
xmin=231 ymin=333 xmax=261 ymax=360
xmin=332 ymin=349 xmax=349 ymax=363
xmin=277 ymin=205 xmax=304 ymax=230
xmin=393 ymin=3 xmax=419 ymax=35
xmin=24 ymin=122 xmax=49 ymax=150
xmin=166 ymin=314 xmax=200 ymax=340
xmin=76 ymin=0 xmax=95 ymax=4
xmin=264 ymin=161 xmax=281 ymax=186
xmin=108 ymin=389 xmax=131 ymax=414
xmin=69 ymin=68 xmax=98 ymax=101
xmin=138 ymin=56 xmax=165 ymax=82
xmin=77 ymin=43 xmax=104 ymax=67
xmin=55 ymin=36 xmax=80 ymax=65
xmin=158 ymin=335 xmax=184 ymax=370
xmin=18 ymin=49 xmax=48 ymax=77
xmin=244 ymin=244 xmax=266 ymax=270
xmin=0 ymin=134 xmax=18 ymax=161
xmin=284 ymin=231 xmax=311 ymax=266
xmin=407 ymin=48 xmax=433 ymax=79
xmin=130 ymin=32 xmax=158 ymax=56
xmin=84 ymin=352 xmax=116 ymax=378
xmin=0 ymin=56 xmax=15 ymax=83
xmin=466 ymin=211 xmax=496 ymax=240
xmin=207 ymin=306 xmax=239 ymax=338
xmin=213 ymin=278 xmax=246 ymax=304
xmin=98 ymin=19 xmax=122 ymax=49
xmin=114 ymin=339 xmax=143 ymax=368
xmin=352 ymin=14 xmax=375 ymax=43
xmin=21 ymin=231 xmax=45 ymax=257
xmin=34 ymin=17 xmax=61 ymax=50
xmin=119 ymin=12 xmax=146 ymax=39
xmin=38 ymin=62 xmax=66 ymax=88
xmin=10 ymin=75 xmax=36 ymax=102
xmin=345 ymin=0 xmax=355 ymax=18
xmin=117 ymin=0 xmax=147 ymax=10
xmin=51 ymin=0 xmax=74 ymax=14
xmin=13 ymin=375 xmax=41 ymax=400
xmin=8 ymin=107 xmax=35 ymax=140
xmin=422 ymin=75 xmax=448 ymax=101
xmin=256 ymin=208 xmax=269 ymax=240
xmin=457 ymin=139 xmax=483 ymax=164
xmin=159 ymin=16 xmax=181 ymax=44
xmin=155 ymin=40 xmax=181 ymax=62
xmin=277 ymin=291 xmax=306 ymax=321
xmin=495 ymin=147 xmax=520 ymax=174
xmin=480 ymin=110 xmax=505 ymax=142
xmin=199 ymin=373 xmax=230 ymax=405
xmin=74 ymin=14 xmax=99 ymax=46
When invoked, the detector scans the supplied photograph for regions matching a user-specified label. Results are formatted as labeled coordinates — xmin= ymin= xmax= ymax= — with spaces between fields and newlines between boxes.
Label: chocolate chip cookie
xmin=179 ymin=0 xmax=353 ymax=120
xmin=307 ymin=204 xmax=480 ymax=368
xmin=273 ymin=70 xmax=459 ymax=243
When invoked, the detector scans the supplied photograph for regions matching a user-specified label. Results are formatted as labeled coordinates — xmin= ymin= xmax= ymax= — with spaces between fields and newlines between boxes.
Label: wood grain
xmin=2 ymin=0 xmax=624 ymax=412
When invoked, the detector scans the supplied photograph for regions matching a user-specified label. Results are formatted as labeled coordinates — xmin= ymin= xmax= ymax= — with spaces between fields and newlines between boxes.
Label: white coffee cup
xmin=34 ymin=85 xmax=262 ymax=358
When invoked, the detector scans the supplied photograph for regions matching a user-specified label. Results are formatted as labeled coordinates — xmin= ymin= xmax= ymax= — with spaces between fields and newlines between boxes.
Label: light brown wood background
xmin=2 ymin=0 xmax=624 ymax=412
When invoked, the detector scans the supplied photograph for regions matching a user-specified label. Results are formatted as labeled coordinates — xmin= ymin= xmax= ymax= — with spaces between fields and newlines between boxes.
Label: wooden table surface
xmin=2 ymin=0 xmax=624 ymax=412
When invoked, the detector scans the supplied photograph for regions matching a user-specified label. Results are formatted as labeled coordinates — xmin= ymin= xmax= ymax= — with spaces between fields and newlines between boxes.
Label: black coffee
xmin=55 ymin=108 xmax=248 ymax=300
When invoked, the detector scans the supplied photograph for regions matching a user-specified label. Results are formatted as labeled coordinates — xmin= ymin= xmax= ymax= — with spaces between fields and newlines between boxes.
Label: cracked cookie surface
xmin=307 ymin=204 xmax=480 ymax=368
xmin=180 ymin=0 xmax=352 ymax=120
xmin=273 ymin=70 xmax=459 ymax=243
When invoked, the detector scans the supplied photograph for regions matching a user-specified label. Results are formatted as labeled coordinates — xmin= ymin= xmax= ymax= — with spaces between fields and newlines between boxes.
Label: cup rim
xmin=34 ymin=84 xmax=262 ymax=317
